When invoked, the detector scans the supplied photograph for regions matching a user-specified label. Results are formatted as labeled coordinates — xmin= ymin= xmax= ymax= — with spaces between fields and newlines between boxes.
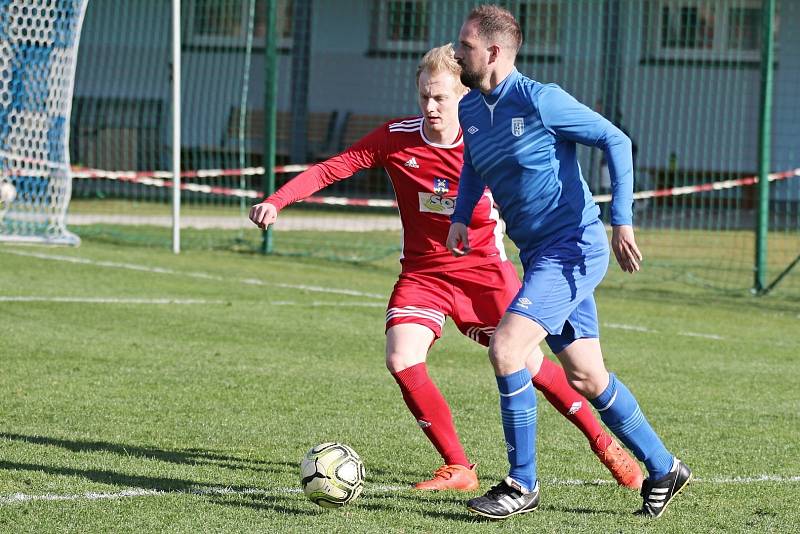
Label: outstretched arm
xmin=248 ymin=124 xmax=386 ymax=229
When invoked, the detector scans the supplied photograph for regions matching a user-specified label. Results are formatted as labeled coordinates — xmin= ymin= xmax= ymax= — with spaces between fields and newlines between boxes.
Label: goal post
xmin=0 ymin=0 xmax=89 ymax=245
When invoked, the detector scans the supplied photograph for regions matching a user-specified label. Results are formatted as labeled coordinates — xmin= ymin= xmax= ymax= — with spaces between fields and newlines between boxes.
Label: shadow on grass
xmin=0 ymin=432 xmax=437 ymax=488
xmin=0 ymin=459 xmax=321 ymax=517
xmin=0 ymin=459 xmax=220 ymax=494
xmin=218 ymin=490 xmax=480 ymax=522
xmin=0 ymin=432 xmax=478 ymax=519
xmin=0 ymin=432 xmax=295 ymax=474
xmin=0 ymin=432 xmax=633 ymax=520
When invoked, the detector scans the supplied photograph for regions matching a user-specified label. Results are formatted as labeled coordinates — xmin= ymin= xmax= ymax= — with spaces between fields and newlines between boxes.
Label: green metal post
xmin=754 ymin=0 xmax=776 ymax=293
xmin=261 ymin=0 xmax=279 ymax=254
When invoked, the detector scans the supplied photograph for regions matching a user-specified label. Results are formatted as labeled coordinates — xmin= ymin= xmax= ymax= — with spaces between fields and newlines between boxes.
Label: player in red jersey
xmin=250 ymin=44 xmax=642 ymax=492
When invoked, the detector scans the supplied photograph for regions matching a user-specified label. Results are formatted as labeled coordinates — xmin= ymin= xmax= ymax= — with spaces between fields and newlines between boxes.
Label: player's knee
xmin=385 ymin=351 xmax=424 ymax=373
xmin=385 ymin=351 xmax=405 ymax=373
xmin=488 ymin=334 xmax=518 ymax=369
xmin=566 ymin=372 xmax=606 ymax=399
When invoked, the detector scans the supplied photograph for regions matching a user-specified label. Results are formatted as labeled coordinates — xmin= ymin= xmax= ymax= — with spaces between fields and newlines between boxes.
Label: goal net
xmin=0 ymin=0 xmax=88 ymax=245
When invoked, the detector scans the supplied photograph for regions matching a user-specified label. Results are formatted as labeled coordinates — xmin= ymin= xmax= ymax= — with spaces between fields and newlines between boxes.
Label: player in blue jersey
xmin=447 ymin=5 xmax=691 ymax=520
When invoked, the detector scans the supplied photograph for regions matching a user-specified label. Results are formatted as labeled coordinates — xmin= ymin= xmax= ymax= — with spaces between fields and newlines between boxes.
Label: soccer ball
xmin=300 ymin=442 xmax=365 ymax=508
xmin=0 ymin=180 xmax=15 ymax=206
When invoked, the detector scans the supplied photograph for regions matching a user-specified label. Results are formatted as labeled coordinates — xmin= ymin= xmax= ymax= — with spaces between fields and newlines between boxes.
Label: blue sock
xmin=590 ymin=373 xmax=674 ymax=480
xmin=497 ymin=368 xmax=537 ymax=491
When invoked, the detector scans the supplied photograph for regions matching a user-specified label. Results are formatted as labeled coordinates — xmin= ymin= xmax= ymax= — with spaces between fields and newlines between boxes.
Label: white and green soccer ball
xmin=300 ymin=442 xmax=365 ymax=508
xmin=0 ymin=179 xmax=16 ymax=212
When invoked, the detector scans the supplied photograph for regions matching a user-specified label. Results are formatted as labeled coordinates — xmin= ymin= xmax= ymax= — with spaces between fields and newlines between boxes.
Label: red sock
xmin=533 ymin=358 xmax=612 ymax=451
xmin=392 ymin=363 xmax=470 ymax=467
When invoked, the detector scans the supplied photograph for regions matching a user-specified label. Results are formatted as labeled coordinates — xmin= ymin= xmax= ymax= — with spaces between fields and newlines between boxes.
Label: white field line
xmin=4 ymin=249 xmax=743 ymax=336
xmin=603 ymin=322 xmax=726 ymax=341
xmin=603 ymin=323 xmax=655 ymax=333
xmin=0 ymin=249 xmax=385 ymax=300
xmin=0 ymin=485 xmax=404 ymax=505
xmin=269 ymin=301 xmax=385 ymax=308
xmin=2 ymin=476 xmax=798 ymax=506
xmin=0 ymin=296 xmax=225 ymax=305
xmin=678 ymin=331 xmax=726 ymax=340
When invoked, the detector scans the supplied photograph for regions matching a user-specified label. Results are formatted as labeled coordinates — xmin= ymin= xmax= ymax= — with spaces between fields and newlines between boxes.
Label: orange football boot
xmin=593 ymin=436 xmax=644 ymax=490
xmin=413 ymin=464 xmax=479 ymax=491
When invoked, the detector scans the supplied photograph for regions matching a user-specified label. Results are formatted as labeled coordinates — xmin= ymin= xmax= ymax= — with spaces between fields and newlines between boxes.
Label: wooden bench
xmin=224 ymin=108 xmax=338 ymax=162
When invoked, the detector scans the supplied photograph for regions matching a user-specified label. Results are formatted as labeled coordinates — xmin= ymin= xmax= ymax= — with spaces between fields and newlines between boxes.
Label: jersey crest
xmin=511 ymin=117 xmax=525 ymax=137
xmin=433 ymin=178 xmax=449 ymax=194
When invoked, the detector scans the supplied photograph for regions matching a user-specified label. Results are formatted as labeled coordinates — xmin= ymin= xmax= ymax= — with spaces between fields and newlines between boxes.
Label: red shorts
xmin=385 ymin=261 xmax=521 ymax=346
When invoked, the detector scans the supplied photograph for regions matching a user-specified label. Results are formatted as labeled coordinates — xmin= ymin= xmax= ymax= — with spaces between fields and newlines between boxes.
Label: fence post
xmin=261 ymin=0 xmax=279 ymax=254
xmin=290 ymin=0 xmax=312 ymax=164
xmin=754 ymin=0 xmax=776 ymax=293
xmin=171 ymin=0 xmax=181 ymax=254
xmin=753 ymin=0 xmax=775 ymax=294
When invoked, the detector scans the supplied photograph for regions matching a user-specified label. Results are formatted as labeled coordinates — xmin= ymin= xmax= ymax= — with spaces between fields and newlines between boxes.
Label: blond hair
xmin=416 ymin=43 xmax=466 ymax=92
xmin=467 ymin=4 xmax=523 ymax=52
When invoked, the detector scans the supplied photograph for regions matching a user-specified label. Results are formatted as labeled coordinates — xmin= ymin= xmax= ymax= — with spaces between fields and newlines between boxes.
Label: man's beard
xmin=459 ymin=66 xmax=483 ymax=89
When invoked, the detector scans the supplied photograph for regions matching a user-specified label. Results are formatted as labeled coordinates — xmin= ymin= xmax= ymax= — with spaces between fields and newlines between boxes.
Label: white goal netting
xmin=0 ymin=0 xmax=88 ymax=245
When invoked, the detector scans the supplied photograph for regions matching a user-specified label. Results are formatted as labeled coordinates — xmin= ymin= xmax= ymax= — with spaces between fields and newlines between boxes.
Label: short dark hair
xmin=467 ymin=4 xmax=523 ymax=52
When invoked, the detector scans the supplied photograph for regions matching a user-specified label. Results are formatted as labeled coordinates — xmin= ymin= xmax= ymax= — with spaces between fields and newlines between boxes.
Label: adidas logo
xmin=568 ymin=401 xmax=582 ymax=415
xmin=467 ymin=126 xmax=479 ymax=134
xmin=505 ymin=441 xmax=515 ymax=452
xmin=404 ymin=157 xmax=419 ymax=168
xmin=417 ymin=419 xmax=431 ymax=428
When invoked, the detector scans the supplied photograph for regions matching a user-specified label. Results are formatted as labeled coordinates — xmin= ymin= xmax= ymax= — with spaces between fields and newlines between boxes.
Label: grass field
xmin=66 ymin=198 xmax=800 ymax=297
xmin=1 ymin=234 xmax=799 ymax=533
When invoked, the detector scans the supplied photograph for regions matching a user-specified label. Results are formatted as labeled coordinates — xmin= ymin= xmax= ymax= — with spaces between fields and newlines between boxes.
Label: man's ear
xmin=488 ymin=44 xmax=501 ymax=64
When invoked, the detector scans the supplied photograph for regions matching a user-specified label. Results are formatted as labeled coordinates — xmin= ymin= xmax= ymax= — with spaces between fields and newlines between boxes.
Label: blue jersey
xmin=451 ymin=69 xmax=634 ymax=254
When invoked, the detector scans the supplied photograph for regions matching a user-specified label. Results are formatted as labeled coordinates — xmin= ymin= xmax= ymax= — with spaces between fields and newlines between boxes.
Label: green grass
xmin=1 ymin=236 xmax=798 ymax=533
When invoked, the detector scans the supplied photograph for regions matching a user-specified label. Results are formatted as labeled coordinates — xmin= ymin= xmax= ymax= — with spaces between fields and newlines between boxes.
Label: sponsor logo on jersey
xmin=516 ymin=297 xmax=532 ymax=309
xmin=511 ymin=117 xmax=525 ymax=137
xmin=467 ymin=125 xmax=479 ymax=135
xmin=417 ymin=419 xmax=432 ymax=428
xmin=419 ymin=192 xmax=455 ymax=215
xmin=404 ymin=157 xmax=419 ymax=168
xmin=433 ymin=178 xmax=449 ymax=195
xmin=568 ymin=401 xmax=582 ymax=415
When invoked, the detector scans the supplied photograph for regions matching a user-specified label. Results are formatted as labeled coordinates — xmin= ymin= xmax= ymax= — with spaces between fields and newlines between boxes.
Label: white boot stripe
xmin=498 ymin=495 xmax=517 ymax=512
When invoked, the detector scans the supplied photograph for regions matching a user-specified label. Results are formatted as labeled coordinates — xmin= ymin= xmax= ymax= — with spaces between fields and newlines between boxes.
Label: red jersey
xmin=265 ymin=116 xmax=507 ymax=273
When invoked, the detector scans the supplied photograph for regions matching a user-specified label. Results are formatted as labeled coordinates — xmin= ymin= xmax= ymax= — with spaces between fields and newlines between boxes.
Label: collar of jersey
xmin=482 ymin=68 xmax=520 ymax=107
xmin=419 ymin=117 xmax=463 ymax=149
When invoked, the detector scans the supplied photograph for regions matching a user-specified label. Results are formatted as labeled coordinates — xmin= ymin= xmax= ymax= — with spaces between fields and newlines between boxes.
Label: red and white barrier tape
xmin=593 ymin=168 xmax=799 ymax=203
xmin=3 ymin=149 xmax=797 ymax=208
xmin=69 ymin=165 xmax=799 ymax=208
xmin=70 ymin=165 xmax=396 ymax=207
xmin=70 ymin=164 xmax=311 ymax=180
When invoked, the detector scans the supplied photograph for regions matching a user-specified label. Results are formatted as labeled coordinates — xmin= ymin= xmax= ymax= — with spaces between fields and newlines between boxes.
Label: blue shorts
xmin=508 ymin=220 xmax=609 ymax=354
